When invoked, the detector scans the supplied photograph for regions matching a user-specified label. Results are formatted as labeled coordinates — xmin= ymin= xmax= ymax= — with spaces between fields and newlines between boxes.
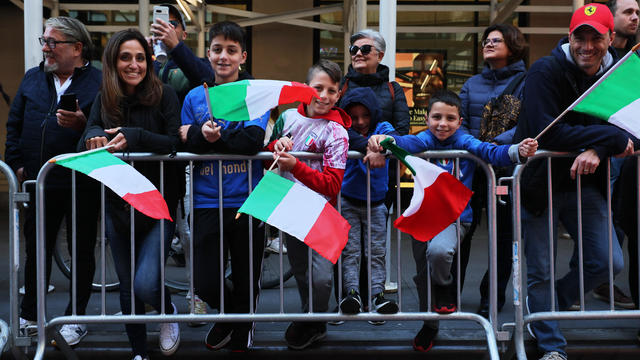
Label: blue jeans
xmin=522 ymin=186 xmax=623 ymax=356
xmin=106 ymin=208 xmax=175 ymax=357
xmin=341 ymin=198 xmax=388 ymax=296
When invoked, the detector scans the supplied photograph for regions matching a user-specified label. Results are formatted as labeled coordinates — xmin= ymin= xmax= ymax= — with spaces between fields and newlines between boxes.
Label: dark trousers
xmin=613 ymin=157 xmax=639 ymax=307
xmin=192 ymin=208 xmax=265 ymax=333
xmin=20 ymin=182 xmax=99 ymax=321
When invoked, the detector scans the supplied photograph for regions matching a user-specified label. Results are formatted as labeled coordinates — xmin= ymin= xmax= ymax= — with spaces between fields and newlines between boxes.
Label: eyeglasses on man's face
xmin=482 ymin=37 xmax=504 ymax=47
xmin=39 ymin=37 xmax=76 ymax=49
xmin=349 ymin=44 xmax=375 ymax=56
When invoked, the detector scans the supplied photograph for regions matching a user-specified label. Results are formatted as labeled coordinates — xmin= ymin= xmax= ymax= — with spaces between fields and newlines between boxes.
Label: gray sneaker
xmin=52 ymin=324 xmax=87 ymax=347
xmin=539 ymin=351 xmax=567 ymax=360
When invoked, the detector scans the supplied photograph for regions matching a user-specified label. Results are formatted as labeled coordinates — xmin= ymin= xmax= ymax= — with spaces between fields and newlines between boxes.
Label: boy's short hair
xmin=209 ymin=21 xmax=246 ymax=51
xmin=427 ymin=90 xmax=462 ymax=114
xmin=306 ymin=59 xmax=342 ymax=84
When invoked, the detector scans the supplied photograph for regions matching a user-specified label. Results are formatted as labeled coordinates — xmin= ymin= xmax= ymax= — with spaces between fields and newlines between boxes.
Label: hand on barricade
xmin=518 ymin=138 xmax=538 ymax=158
xmin=364 ymin=149 xmax=387 ymax=168
xmin=570 ymin=149 xmax=600 ymax=179
xmin=56 ymin=101 xmax=86 ymax=132
xmin=614 ymin=138 xmax=634 ymax=158
xmin=367 ymin=135 xmax=391 ymax=153
xmin=104 ymin=128 xmax=128 ymax=152
xmin=86 ymin=136 xmax=108 ymax=150
xmin=201 ymin=121 xmax=221 ymax=143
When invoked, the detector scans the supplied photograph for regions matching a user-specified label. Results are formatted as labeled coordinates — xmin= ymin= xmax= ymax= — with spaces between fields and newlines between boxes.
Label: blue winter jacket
xmin=392 ymin=130 xmax=519 ymax=222
xmin=181 ymin=72 xmax=269 ymax=208
xmin=513 ymin=37 xmax=633 ymax=202
xmin=340 ymin=87 xmax=397 ymax=203
xmin=459 ymin=60 xmax=526 ymax=144
xmin=5 ymin=62 xmax=102 ymax=187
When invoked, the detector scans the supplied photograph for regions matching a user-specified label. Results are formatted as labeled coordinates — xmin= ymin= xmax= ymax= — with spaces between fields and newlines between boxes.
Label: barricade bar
xmin=29 ymin=150 xmax=500 ymax=360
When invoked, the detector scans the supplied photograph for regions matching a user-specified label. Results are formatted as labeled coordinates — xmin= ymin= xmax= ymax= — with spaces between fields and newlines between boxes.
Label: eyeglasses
xmin=169 ymin=20 xmax=180 ymax=29
xmin=39 ymin=37 xmax=76 ymax=49
xmin=481 ymin=37 xmax=504 ymax=47
xmin=349 ymin=44 xmax=375 ymax=56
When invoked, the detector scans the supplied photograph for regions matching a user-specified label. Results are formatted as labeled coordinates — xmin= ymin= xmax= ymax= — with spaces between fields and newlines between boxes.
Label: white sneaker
xmin=266 ymin=237 xmax=287 ymax=254
xmin=188 ymin=295 xmax=207 ymax=327
xmin=52 ymin=324 xmax=87 ymax=346
xmin=132 ymin=356 xmax=150 ymax=360
xmin=539 ymin=351 xmax=567 ymax=360
xmin=159 ymin=303 xmax=180 ymax=356
xmin=19 ymin=284 xmax=55 ymax=295
xmin=19 ymin=317 xmax=37 ymax=336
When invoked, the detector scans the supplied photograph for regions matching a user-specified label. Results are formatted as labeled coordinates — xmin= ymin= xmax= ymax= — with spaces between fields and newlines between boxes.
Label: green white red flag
xmin=52 ymin=148 xmax=172 ymax=221
xmin=571 ymin=50 xmax=640 ymax=138
xmin=207 ymin=80 xmax=319 ymax=121
xmin=382 ymin=139 xmax=473 ymax=242
xmin=238 ymin=171 xmax=350 ymax=263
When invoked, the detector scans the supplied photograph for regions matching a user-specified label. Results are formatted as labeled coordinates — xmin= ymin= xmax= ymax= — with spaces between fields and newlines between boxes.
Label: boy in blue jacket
xmin=369 ymin=90 xmax=537 ymax=352
xmin=338 ymin=87 xmax=399 ymax=317
xmin=180 ymin=21 xmax=268 ymax=352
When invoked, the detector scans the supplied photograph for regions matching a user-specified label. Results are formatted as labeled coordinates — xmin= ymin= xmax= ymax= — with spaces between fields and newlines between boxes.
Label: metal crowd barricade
xmin=32 ymin=150 xmax=501 ymax=360
xmin=0 ymin=160 xmax=30 ymax=355
xmin=511 ymin=151 xmax=640 ymax=360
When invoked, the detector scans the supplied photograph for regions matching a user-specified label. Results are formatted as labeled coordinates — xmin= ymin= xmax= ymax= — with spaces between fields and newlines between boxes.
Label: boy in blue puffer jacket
xmin=338 ymin=87 xmax=399 ymax=317
xmin=369 ymin=90 xmax=537 ymax=352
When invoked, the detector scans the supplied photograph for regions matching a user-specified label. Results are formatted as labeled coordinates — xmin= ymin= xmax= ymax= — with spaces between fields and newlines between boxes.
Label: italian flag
xmin=382 ymin=139 xmax=473 ymax=242
xmin=208 ymin=80 xmax=319 ymax=121
xmin=571 ymin=49 xmax=640 ymax=138
xmin=52 ymin=148 xmax=172 ymax=221
xmin=238 ymin=171 xmax=350 ymax=264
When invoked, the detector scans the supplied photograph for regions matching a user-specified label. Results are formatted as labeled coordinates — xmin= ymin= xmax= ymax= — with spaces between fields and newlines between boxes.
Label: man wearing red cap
xmin=513 ymin=3 xmax=637 ymax=360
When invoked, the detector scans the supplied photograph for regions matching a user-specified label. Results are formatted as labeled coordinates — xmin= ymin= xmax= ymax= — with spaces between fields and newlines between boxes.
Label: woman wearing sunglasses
xmin=458 ymin=23 xmax=527 ymax=319
xmin=340 ymin=29 xmax=410 ymax=136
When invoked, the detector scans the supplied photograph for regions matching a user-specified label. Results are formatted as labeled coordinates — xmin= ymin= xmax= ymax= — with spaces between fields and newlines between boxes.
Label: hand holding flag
xmin=380 ymin=138 xmax=473 ymax=242
xmin=52 ymin=148 xmax=172 ymax=221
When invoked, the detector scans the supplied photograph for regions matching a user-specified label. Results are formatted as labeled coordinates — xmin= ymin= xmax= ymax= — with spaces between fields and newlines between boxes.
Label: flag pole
xmin=49 ymin=145 xmax=115 ymax=163
xmin=535 ymin=46 xmax=640 ymax=140
xmin=236 ymin=154 xmax=281 ymax=220
xmin=203 ymin=82 xmax=216 ymax=128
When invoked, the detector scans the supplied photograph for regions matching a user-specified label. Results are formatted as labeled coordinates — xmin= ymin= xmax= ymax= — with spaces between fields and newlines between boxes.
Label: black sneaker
xmin=205 ymin=323 xmax=233 ymax=350
xmin=372 ymin=293 xmax=398 ymax=314
xmin=340 ymin=289 xmax=362 ymax=315
xmin=413 ymin=324 xmax=438 ymax=352
xmin=433 ymin=284 xmax=456 ymax=314
xmin=229 ymin=324 xmax=254 ymax=352
xmin=284 ymin=322 xmax=327 ymax=350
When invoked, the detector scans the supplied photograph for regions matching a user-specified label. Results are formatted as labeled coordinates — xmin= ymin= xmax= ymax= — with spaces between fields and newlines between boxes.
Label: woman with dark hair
xmin=458 ymin=23 xmax=528 ymax=318
xmin=82 ymin=29 xmax=183 ymax=360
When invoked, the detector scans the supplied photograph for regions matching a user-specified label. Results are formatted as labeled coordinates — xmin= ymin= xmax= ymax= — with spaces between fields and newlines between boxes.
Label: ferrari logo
xmin=585 ymin=5 xmax=597 ymax=16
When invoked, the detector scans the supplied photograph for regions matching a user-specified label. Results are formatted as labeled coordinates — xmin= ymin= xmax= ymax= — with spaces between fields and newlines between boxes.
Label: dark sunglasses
xmin=169 ymin=20 xmax=180 ymax=29
xmin=349 ymin=44 xmax=375 ymax=56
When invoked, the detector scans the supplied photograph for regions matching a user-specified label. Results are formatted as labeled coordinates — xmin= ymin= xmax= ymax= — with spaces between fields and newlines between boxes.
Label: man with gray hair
xmin=5 ymin=16 xmax=101 ymax=347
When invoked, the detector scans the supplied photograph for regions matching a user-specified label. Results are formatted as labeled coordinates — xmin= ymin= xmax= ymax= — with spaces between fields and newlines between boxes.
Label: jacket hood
xmin=481 ymin=59 xmax=526 ymax=81
xmin=344 ymin=63 xmax=391 ymax=86
xmin=296 ymin=103 xmax=352 ymax=129
xmin=551 ymin=37 xmax=617 ymax=77
xmin=339 ymin=87 xmax=382 ymax=135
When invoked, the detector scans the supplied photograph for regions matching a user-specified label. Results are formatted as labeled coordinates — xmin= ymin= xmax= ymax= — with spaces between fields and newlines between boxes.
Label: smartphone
xmin=153 ymin=5 xmax=169 ymax=29
xmin=58 ymin=93 xmax=77 ymax=111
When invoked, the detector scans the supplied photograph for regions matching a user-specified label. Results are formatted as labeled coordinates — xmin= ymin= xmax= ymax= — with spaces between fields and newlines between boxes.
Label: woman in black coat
xmin=82 ymin=29 xmax=183 ymax=360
